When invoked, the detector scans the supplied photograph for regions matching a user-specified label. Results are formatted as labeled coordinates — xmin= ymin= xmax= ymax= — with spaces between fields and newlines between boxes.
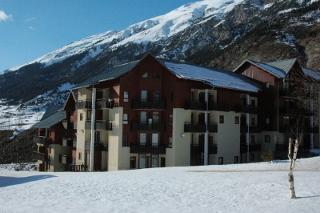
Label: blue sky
xmin=0 ymin=0 xmax=195 ymax=72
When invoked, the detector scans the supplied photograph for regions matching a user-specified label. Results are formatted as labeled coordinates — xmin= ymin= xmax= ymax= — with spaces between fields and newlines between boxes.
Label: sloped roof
xmin=235 ymin=58 xmax=298 ymax=79
xmin=32 ymin=110 xmax=66 ymax=129
xmin=73 ymin=61 xmax=139 ymax=89
xmin=303 ymin=68 xmax=320 ymax=81
xmin=266 ymin=58 xmax=297 ymax=74
xmin=160 ymin=60 xmax=260 ymax=93
xmin=248 ymin=60 xmax=287 ymax=78
xmin=73 ymin=55 xmax=260 ymax=93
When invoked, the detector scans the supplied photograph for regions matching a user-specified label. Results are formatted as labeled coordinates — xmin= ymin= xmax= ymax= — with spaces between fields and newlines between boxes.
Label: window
xmin=87 ymin=111 xmax=91 ymax=120
xmin=235 ymin=116 xmax=239 ymax=124
xmin=95 ymin=131 xmax=101 ymax=143
xmin=234 ymin=156 xmax=239 ymax=163
xmin=78 ymin=152 xmax=81 ymax=160
xmin=152 ymin=155 xmax=159 ymax=168
xmin=59 ymin=154 xmax=62 ymax=163
xmin=152 ymin=133 xmax=159 ymax=146
xmin=219 ymin=115 xmax=224 ymax=124
xmin=141 ymin=90 xmax=148 ymax=102
xmin=218 ymin=157 xmax=224 ymax=165
xmin=123 ymin=113 xmax=128 ymax=124
xmin=80 ymin=113 xmax=83 ymax=121
xmin=139 ymin=133 xmax=146 ymax=145
xmin=265 ymin=135 xmax=271 ymax=144
xmin=142 ymin=72 xmax=148 ymax=79
xmin=139 ymin=154 xmax=146 ymax=168
xmin=154 ymin=90 xmax=160 ymax=102
xmin=130 ymin=157 xmax=136 ymax=169
xmin=251 ymin=135 xmax=255 ymax=144
xmin=153 ymin=112 xmax=160 ymax=123
xmin=170 ymin=92 xmax=174 ymax=102
xmin=123 ymin=91 xmax=129 ymax=102
xmin=140 ymin=111 xmax=147 ymax=123
xmin=160 ymin=157 xmax=166 ymax=167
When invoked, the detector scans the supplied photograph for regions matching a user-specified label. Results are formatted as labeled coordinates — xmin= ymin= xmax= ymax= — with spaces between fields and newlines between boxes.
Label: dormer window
xmin=142 ymin=72 xmax=148 ymax=79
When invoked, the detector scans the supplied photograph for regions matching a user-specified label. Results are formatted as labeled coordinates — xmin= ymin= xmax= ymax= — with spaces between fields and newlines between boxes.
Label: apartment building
xmin=32 ymin=93 xmax=77 ymax=171
xmin=32 ymin=55 xmax=320 ymax=171
xmin=71 ymin=54 xmax=262 ymax=171
xmin=235 ymin=58 xmax=320 ymax=160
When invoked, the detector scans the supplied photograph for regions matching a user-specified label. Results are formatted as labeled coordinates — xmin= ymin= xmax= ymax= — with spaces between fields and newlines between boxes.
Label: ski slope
xmin=0 ymin=157 xmax=320 ymax=213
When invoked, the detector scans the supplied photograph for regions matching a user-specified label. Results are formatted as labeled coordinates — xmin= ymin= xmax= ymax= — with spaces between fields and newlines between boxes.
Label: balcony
xmin=240 ymin=144 xmax=262 ymax=153
xmin=185 ymin=100 xmax=207 ymax=110
xmin=240 ymin=124 xmax=261 ymax=133
xmin=96 ymin=99 xmax=119 ymax=109
xmin=190 ymin=142 xmax=217 ymax=154
xmin=275 ymin=143 xmax=288 ymax=152
xmin=85 ymin=120 xmax=113 ymax=131
xmin=85 ymin=141 xmax=108 ymax=151
xmin=238 ymin=104 xmax=258 ymax=114
xmin=76 ymin=99 xmax=119 ymax=109
xmin=184 ymin=123 xmax=206 ymax=132
xmin=76 ymin=101 xmax=92 ymax=109
xmin=33 ymin=137 xmax=48 ymax=145
xmin=132 ymin=98 xmax=166 ymax=109
xmin=131 ymin=121 xmax=164 ymax=131
xmin=130 ymin=143 xmax=166 ymax=154
xmin=184 ymin=122 xmax=217 ymax=133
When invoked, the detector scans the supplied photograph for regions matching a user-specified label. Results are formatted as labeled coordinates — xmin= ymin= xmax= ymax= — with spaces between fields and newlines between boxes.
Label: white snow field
xmin=0 ymin=157 xmax=320 ymax=213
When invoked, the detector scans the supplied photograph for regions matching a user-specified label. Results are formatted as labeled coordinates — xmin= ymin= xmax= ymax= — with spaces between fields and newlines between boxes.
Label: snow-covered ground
xmin=1 ymin=157 xmax=320 ymax=213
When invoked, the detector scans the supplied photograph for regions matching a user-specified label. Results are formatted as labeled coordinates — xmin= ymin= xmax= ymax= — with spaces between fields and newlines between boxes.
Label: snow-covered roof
xmin=235 ymin=59 xmax=298 ymax=79
xmin=303 ymin=67 xmax=320 ymax=81
xmin=251 ymin=61 xmax=287 ymax=78
xmin=73 ymin=61 xmax=139 ymax=89
xmin=162 ymin=61 xmax=260 ymax=93
xmin=266 ymin=58 xmax=297 ymax=74
xmin=32 ymin=110 xmax=65 ymax=129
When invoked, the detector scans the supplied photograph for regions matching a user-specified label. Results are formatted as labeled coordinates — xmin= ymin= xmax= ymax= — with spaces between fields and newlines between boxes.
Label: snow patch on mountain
xmin=0 ymin=83 xmax=72 ymax=130
xmin=7 ymin=0 xmax=246 ymax=72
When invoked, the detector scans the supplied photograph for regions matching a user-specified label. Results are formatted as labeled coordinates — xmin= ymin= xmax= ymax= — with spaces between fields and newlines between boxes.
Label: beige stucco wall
xmin=211 ymin=111 xmax=240 ymax=164
xmin=167 ymin=108 xmax=192 ymax=167
xmin=108 ymin=107 xmax=130 ymax=171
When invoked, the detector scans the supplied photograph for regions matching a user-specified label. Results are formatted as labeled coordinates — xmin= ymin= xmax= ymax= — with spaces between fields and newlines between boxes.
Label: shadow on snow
xmin=0 ymin=175 xmax=56 ymax=187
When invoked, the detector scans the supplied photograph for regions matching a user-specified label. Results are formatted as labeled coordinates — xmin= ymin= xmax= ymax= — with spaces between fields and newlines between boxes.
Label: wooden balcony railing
xmin=190 ymin=142 xmax=217 ymax=154
xmin=132 ymin=98 xmax=166 ymax=109
xmin=130 ymin=143 xmax=166 ymax=154
xmin=184 ymin=123 xmax=217 ymax=133
xmin=76 ymin=99 xmax=119 ymax=109
xmin=85 ymin=120 xmax=112 ymax=131
xmin=240 ymin=124 xmax=261 ymax=133
xmin=131 ymin=121 xmax=164 ymax=131
xmin=240 ymin=144 xmax=262 ymax=153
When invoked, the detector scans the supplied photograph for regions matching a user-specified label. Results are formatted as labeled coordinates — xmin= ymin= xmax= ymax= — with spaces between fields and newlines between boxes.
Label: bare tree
xmin=288 ymin=138 xmax=299 ymax=199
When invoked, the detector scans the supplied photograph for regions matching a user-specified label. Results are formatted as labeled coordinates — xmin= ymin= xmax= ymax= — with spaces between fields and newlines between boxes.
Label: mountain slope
xmin=0 ymin=0 xmax=320 ymax=130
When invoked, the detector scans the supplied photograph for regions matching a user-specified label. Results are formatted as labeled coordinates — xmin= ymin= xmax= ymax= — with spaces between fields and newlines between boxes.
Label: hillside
xmin=0 ymin=0 xmax=320 ymax=130
xmin=0 ymin=157 xmax=320 ymax=213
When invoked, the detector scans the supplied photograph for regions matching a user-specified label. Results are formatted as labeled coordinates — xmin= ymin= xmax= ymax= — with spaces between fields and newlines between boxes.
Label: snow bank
xmin=0 ymin=157 xmax=319 ymax=213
